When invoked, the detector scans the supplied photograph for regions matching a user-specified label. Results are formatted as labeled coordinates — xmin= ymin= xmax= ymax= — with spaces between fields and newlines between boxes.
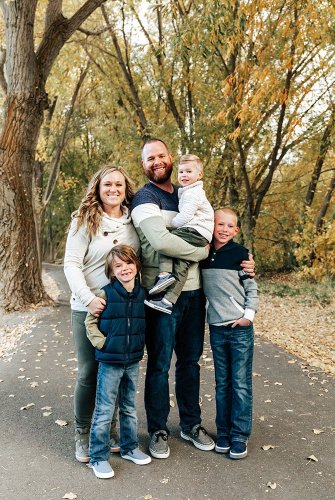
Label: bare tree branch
xmin=0 ymin=47 xmax=7 ymax=94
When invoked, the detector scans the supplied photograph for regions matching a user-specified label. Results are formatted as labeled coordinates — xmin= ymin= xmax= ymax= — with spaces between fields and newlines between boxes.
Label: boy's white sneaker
xmin=121 ymin=447 xmax=152 ymax=465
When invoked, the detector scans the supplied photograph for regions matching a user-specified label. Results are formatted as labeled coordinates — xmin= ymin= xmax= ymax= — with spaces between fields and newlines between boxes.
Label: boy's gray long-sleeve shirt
xmin=201 ymin=240 xmax=258 ymax=325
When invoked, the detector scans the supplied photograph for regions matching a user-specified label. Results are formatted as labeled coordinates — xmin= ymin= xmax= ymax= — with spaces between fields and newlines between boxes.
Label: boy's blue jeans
xmin=89 ymin=361 xmax=139 ymax=462
xmin=209 ymin=323 xmax=254 ymax=443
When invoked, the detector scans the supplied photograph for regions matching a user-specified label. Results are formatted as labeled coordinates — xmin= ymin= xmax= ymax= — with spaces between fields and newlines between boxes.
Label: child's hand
xmin=87 ymin=296 xmax=106 ymax=316
xmin=231 ymin=318 xmax=251 ymax=328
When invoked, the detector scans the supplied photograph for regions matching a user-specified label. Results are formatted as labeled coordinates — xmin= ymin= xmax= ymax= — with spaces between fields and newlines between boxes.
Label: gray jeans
xmin=71 ymin=310 xmax=118 ymax=431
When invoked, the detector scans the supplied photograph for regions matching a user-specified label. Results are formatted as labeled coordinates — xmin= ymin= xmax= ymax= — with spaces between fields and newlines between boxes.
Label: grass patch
xmin=258 ymin=272 xmax=333 ymax=306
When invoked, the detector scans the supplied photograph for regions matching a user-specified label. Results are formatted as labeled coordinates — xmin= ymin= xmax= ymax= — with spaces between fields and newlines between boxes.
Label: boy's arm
xmin=170 ymin=190 xmax=200 ymax=228
xmin=85 ymin=290 xmax=107 ymax=350
xmin=132 ymin=203 xmax=209 ymax=262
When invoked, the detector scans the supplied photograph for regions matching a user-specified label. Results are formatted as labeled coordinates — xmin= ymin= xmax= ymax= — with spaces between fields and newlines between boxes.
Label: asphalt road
xmin=0 ymin=265 xmax=334 ymax=500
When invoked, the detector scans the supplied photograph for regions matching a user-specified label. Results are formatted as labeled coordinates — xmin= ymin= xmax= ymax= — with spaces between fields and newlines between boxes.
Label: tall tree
xmin=0 ymin=0 xmax=107 ymax=311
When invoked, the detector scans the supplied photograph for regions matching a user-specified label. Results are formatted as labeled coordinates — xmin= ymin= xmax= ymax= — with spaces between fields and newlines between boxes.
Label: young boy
xmin=144 ymin=154 xmax=214 ymax=314
xmin=85 ymin=245 xmax=151 ymax=479
xmin=201 ymin=208 xmax=258 ymax=460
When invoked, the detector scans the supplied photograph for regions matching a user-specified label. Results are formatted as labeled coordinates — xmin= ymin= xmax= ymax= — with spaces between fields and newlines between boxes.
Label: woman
xmin=64 ymin=165 xmax=139 ymax=463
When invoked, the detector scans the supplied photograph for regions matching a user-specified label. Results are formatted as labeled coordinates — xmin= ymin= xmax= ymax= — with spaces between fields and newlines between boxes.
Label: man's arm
xmin=132 ymin=203 xmax=209 ymax=262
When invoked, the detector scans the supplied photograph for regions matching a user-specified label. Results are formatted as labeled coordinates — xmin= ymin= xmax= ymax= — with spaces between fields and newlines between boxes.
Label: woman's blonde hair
xmin=75 ymin=165 xmax=135 ymax=236
xmin=105 ymin=245 xmax=141 ymax=281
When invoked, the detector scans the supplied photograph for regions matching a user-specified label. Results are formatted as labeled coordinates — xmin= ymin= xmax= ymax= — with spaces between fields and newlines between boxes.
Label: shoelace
xmin=155 ymin=431 xmax=168 ymax=442
xmin=193 ymin=425 xmax=207 ymax=437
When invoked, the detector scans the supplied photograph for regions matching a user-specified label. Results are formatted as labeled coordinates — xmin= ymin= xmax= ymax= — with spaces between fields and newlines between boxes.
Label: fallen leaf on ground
xmin=20 ymin=403 xmax=35 ymax=410
xmin=262 ymin=445 xmax=275 ymax=450
xmin=62 ymin=494 xmax=77 ymax=500
xmin=43 ymin=411 xmax=52 ymax=417
xmin=313 ymin=429 xmax=324 ymax=434
xmin=307 ymin=455 xmax=318 ymax=462
xmin=55 ymin=419 xmax=68 ymax=426
xmin=266 ymin=482 xmax=277 ymax=489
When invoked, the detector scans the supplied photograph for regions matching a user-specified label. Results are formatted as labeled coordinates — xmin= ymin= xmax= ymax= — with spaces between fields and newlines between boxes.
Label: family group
xmin=64 ymin=138 xmax=258 ymax=479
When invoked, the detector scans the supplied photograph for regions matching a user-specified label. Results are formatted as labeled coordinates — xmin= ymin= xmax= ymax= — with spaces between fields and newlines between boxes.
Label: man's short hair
xmin=141 ymin=138 xmax=169 ymax=158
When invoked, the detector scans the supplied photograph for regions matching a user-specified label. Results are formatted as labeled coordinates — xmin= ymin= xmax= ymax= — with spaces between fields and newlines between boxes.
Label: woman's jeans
xmin=71 ymin=310 xmax=118 ymax=433
xmin=89 ymin=361 xmax=139 ymax=461
xmin=209 ymin=323 xmax=254 ymax=443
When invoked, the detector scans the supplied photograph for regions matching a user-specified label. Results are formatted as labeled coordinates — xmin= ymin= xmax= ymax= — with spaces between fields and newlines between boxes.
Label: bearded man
xmin=131 ymin=138 xmax=254 ymax=459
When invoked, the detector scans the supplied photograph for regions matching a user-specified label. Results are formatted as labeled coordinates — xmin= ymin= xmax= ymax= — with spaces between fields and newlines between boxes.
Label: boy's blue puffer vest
xmin=96 ymin=278 xmax=146 ymax=365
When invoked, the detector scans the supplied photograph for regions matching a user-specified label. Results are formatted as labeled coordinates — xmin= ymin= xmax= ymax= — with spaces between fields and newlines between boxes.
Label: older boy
xmin=202 ymin=208 xmax=258 ymax=460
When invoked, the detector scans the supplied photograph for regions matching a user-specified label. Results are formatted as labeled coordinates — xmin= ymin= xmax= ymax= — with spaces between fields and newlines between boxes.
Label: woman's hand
xmin=241 ymin=252 xmax=255 ymax=277
xmin=231 ymin=318 xmax=251 ymax=328
xmin=87 ymin=296 xmax=106 ymax=317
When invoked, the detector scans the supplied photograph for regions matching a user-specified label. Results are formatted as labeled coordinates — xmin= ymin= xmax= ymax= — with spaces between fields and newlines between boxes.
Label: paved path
xmin=0 ymin=265 xmax=334 ymax=500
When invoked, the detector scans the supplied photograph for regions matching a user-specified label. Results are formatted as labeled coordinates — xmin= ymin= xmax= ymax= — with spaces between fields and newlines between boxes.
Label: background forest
xmin=1 ymin=0 xmax=335 ymax=285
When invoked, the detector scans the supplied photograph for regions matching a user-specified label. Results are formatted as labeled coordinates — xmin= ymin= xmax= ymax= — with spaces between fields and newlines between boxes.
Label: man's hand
xmin=87 ymin=296 xmax=106 ymax=317
xmin=241 ymin=252 xmax=255 ymax=277
xmin=231 ymin=317 xmax=251 ymax=328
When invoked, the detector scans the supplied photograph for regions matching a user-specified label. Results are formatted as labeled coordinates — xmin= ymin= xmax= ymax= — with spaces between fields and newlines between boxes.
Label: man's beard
xmin=146 ymin=163 xmax=173 ymax=183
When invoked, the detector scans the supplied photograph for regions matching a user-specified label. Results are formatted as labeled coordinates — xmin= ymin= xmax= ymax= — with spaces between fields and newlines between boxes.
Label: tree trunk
xmin=0 ymin=96 xmax=51 ymax=310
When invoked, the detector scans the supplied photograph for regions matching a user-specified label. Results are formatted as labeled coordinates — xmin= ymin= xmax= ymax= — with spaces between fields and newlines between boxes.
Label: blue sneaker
xmin=230 ymin=441 xmax=247 ymax=459
xmin=90 ymin=460 xmax=115 ymax=479
xmin=121 ymin=447 xmax=152 ymax=465
xmin=215 ymin=437 xmax=230 ymax=454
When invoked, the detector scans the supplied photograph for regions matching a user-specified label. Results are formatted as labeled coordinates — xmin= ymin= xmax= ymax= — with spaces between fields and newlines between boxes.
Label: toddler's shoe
xmin=149 ymin=273 xmax=176 ymax=295
xmin=229 ymin=441 xmax=247 ymax=459
xmin=121 ymin=447 xmax=152 ymax=465
xmin=144 ymin=298 xmax=173 ymax=314
xmin=90 ymin=460 xmax=114 ymax=479
xmin=215 ymin=437 xmax=230 ymax=454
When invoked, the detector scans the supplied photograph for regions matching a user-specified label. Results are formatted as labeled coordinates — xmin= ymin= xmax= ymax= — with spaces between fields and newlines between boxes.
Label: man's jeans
xmin=89 ymin=361 xmax=139 ymax=462
xmin=209 ymin=323 xmax=254 ymax=443
xmin=145 ymin=288 xmax=206 ymax=435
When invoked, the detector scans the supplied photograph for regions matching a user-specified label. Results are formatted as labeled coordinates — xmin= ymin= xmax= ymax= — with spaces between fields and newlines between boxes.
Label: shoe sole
xmin=144 ymin=300 xmax=172 ymax=314
xmin=180 ymin=431 xmax=215 ymax=451
xmin=149 ymin=277 xmax=176 ymax=295
xmin=92 ymin=469 xmax=115 ymax=479
xmin=121 ymin=454 xmax=152 ymax=465
xmin=75 ymin=454 xmax=90 ymax=463
xmin=149 ymin=446 xmax=170 ymax=459
xmin=110 ymin=446 xmax=121 ymax=453
xmin=215 ymin=444 xmax=230 ymax=454
xmin=230 ymin=449 xmax=247 ymax=459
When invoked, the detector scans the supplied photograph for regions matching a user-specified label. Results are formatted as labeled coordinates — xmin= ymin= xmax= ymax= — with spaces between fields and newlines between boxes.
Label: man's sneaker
xmin=229 ymin=441 xmax=247 ymax=459
xmin=181 ymin=424 xmax=215 ymax=451
xmin=90 ymin=460 xmax=114 ymax=479
xmin=215 ymin=437 xmax=230 ymax=454
xmin=149 ymin=430 xmax=170 ymax=459
xmin=75 ymin=427 xmax=89 ymax=463
xmin=121 ymin=447 xmax=152 ymax=465
xmin=144 ymin=298 xmax=173 ymax=314
xmin=110 ymin=433 xmax=120 ymax=453
xmin=149 ymin=274 xmax=176 ymax=295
